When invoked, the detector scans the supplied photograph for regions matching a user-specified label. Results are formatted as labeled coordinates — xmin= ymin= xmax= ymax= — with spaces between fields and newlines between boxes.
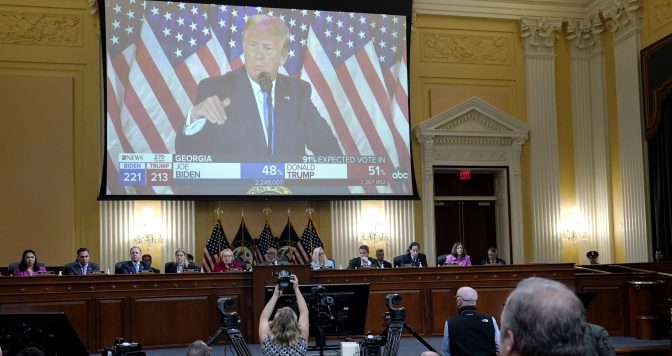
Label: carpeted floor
xmin=95 ymin=336 xmax=671 ymax=356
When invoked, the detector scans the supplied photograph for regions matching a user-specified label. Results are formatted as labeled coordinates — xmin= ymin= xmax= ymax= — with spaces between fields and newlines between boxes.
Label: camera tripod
xmin=206 ymin=322 xmax=252 ymax=356
xmin=307 ymin=305 xmax=340 ymax=356
xmin=381 ymin=310 xmax=437 ymax=356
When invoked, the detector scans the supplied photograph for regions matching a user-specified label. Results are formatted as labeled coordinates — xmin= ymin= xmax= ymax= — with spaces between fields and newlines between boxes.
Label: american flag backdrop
xmin=293 ymin=217 xmax=323 ymax=264
xmin=254 ymin=220 xmax=276 ymax=264
xmin=104 ymin=0 xmax=410 ymax=195
xmin=202 ymin=219 xmax=230 ymax=272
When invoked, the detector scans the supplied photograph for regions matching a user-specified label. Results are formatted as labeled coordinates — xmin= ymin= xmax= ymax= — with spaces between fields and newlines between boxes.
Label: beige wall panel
xmin=641 ymin=0 xmax=672 ymax=48
xmin=428 ymin=85 xmax=511 ymax=116
xmin=0 ymin=74 xmax=74 ymax=265
xmin=0 ymin=0 xmax=101 ymax=264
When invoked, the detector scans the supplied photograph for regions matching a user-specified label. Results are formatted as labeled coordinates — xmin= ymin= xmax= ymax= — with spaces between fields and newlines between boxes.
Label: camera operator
xmin=259 ymin=274 xmax=309 ymax=355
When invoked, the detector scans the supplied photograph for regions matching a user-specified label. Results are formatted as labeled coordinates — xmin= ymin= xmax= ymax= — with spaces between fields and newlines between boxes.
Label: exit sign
xmin=458 ymin=169 xmax=472 ymax=181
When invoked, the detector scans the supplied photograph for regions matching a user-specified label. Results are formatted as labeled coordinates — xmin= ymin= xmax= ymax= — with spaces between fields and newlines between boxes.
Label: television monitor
xmin=98 ymin=0 xmax=415 ymax=199
xmin=0 ymin=313 xmax=88 ymax=356
xmin=264 ymin=283 xmax=370 ymax=336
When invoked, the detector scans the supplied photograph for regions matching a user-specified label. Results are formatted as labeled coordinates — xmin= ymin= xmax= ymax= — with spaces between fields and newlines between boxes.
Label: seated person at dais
xmin=310 ymin=247 xmax=335 ymax=270
xmin=444 ymin=242 xmax=472 ymax=266
xmin=400 ymin=241 xmax=429 ymax=267
xmin=117 ymin=246 xmax=151 ymax=274
xmin=347 ymin=245 xmax=373 ymax=269
xmin=142 ymin=254 xmax=161 ymax=273
xmin=214 ymin=248 xmax=244 ymax=272
xmin=586 ymin=250 xmax=599 ymax=265
xmin=12 ymin=249 xmax=46 ymax=276
xmin=372 ymin=248 xmax=392 ymax=269
xmin=63 ymin=247 xmax=100 ymax=275
xmin=165 ymin=248 xmax=198 ymax=273
xmin=258 ymin=247 xmax=290 ymax=266
xmin=480 ymin=246 xmax=506 ymax=265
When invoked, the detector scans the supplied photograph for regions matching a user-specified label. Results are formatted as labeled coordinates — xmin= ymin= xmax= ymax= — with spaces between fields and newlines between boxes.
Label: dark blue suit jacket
xmin=118 ymin=261 xmax=150 ymax=274
xmin=175 ymin=69 xmax=342 ymax=160
xmin=400 ymin=253 xmax=428 ymax=267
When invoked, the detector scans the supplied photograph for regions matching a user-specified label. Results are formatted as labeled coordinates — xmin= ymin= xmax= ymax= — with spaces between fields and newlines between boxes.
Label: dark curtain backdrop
xmin=648 ymin=96 xmax=672 ymax=259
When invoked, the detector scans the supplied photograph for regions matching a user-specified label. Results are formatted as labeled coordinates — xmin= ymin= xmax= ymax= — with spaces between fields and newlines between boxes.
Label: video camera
xmin=384 ymin=293 xmax=406 ymax=323
xmin=216 ymin=297 xmax=240 ymax=327
xmin=100 ymin=338 xmax=144 ymax=356
xmin=357 ymin=332 xmax=387 ymax=356
xmin=311 ymin=286 xmax=335 ymax=306
xmin=274 ymin=270 xmax=292 ymax=290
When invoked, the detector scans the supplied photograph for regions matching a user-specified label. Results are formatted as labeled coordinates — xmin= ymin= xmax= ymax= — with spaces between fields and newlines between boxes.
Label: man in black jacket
xmin=399 ymin=241 xmax=428 ymax=267
xmin=441 ymin=286 xmax=500 ymax=356
xmin=372 ymin=248 xmax=392 ymax=269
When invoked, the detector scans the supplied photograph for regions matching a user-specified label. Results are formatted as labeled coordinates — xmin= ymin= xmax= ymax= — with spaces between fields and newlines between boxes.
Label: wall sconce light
xmin=560 ymin=206 xmax=588 ymax=244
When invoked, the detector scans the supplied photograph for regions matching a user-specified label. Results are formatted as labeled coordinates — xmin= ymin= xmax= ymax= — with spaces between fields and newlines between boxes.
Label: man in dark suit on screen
xmin=63 ymin=247 xmax=100 ymax=275
xmin=175 ymin=14 xmax=342 ymax=161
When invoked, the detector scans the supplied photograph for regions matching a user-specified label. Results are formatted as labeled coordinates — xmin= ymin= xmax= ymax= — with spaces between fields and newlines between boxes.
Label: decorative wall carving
xmin=0 ymin=10 xmax=82 ymax=46
xmin=566 ymin=16 xmax=605 ymax=49
xmin=421 ymin=33 xmax=509 ymax=64
xmin=602 ymin=0 xmax=640 ymax=33
xmin=520 ymin=17 xmax=563 ymax=49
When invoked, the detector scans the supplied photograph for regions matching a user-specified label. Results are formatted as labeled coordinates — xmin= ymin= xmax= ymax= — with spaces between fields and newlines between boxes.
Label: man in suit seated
xmin=142 ymin=254 xmax=161 ymax=273
xmin=481 ymin=246 xmax=507 ymax=265
xmin=258 ymin=247 xmax=289 ymax=266
xmin=400 ymin=241 xmax=428 ymax=267
xmin=348 ymin=245 xmax=373 ymax=269
xmin=372 ymin=248 xmax=392 ymax=269
xmin=63 ymin=247 xmax=100 ymax=275
xmin=117 ymin=246 xmax=151 ymax=274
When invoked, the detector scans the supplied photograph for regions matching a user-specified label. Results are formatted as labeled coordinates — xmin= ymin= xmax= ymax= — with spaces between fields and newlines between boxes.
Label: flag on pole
xmin=231 ymin=218 xmax=255 ymax=269
xmin=255 ymin=220 xmax=276 ymax=264
xmin=277 ymin=218 xmax=300 ymax=264
xmin=293 ymin=217 xmax=323 ymax=264
xmin=202 ymin=219 xmax=230 ymax=272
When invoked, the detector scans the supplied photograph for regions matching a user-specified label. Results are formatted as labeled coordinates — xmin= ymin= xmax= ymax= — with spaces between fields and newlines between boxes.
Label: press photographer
xmin=259 ymin=273 xmax=309 ymax=355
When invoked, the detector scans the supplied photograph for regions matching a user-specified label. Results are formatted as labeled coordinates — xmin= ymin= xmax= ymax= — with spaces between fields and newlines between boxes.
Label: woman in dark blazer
xmin=165 ymin=248 xmax=198 ymax=273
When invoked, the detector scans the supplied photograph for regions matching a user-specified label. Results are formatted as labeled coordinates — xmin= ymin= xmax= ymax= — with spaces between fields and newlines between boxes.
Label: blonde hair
xmin=220 ymin=248 xmax=234 ymax=259
xmin=311 ymin=247 xmax=326 ymax=265
xmin=269 ymin=307 xmax=302 ymax=346
xmin=175 ymin=248 xmax=188 ymax=268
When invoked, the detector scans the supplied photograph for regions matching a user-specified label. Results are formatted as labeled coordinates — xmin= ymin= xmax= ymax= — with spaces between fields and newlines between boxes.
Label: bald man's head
xmin=456 ymin=286 xmax=478 ymax=306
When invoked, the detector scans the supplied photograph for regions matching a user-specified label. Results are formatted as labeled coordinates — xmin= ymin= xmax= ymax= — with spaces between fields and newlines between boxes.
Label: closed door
xmin=435 ymin=201 xmax=496 ymax=265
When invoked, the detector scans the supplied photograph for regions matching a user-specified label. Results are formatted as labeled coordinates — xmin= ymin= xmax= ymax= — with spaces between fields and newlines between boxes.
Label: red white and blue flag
xmin=104 ymin=0 xmax=409 ymax=194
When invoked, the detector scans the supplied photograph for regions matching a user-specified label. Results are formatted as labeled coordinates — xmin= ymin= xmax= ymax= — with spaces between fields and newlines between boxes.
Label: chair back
xmin=393 ymin=255 xmax=403 ymax=267
xmin=7 ymin=262 xmax=20 ymax=276
xmin=114 ymin=261 xmax=125 ymax=274
xmin=437 ymin=254 xmax=450 ymax=266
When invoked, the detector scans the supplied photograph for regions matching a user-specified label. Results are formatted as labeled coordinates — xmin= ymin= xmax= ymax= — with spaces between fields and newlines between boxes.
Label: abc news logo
xmin=392 ymin=168 xmax=409 ymax=181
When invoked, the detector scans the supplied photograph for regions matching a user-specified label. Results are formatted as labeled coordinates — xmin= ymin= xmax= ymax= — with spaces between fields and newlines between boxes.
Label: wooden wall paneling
xmin=96 ymin=298 xmax=125 ymax=350
xmin=131 ymin=295 xmax=211 ymax=347
xmin=429 ymin=288 xmax=456 ymax=335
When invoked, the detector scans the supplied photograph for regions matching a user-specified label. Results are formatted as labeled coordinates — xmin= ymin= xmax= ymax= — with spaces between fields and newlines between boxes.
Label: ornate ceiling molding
xmin=0 ymin=10 xmax=82 ymax=46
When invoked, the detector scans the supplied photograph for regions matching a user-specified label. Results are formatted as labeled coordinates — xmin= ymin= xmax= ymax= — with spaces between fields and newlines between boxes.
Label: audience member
xmin=12 ymin=249 xmax=46 ymax=276
xmin=655 ymin=249 xmax=666 ymax=262
xmin=214 ymin=248 xmax=243 ymax=272
xmin=372 ymin=248 xmax=392 ymax=269
xmin=577 ymin=292 xmax=615 ymax=356
xmin=310 ymin=247 xmax=335 ymax=270
xmin=586 ymin=251 xmax=599 ymax=265
xmin=259 ymin=247 xmax=289 ymax=266
xmin=63 ymin=247 xmax=100 ymax=275
xmin=186 ymin=339 xmax=211 ymax=356
xmin=400 ymin=242 xmax=429 ymax=267
xmin=259 ymin=274 xmax=309 ymax=355
xmin=499 ymin=277 xmax=587 ymax=356
xmin=118 ymin=246 xmax=151 ymax=274
xmin=348 ymin=245 xmax=373 ymax=269
xmin=445 ymin=242 xmax=472 ymax=266
xmin=142 ymin=254 xmax=161 ymax=273
xmin=480 ymin=247 xmax=506 ymax=265
xmin=441 ymin=286 xmax=500 ymax=356
xmin=165 ymin=248 xmax=198 ymax=273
